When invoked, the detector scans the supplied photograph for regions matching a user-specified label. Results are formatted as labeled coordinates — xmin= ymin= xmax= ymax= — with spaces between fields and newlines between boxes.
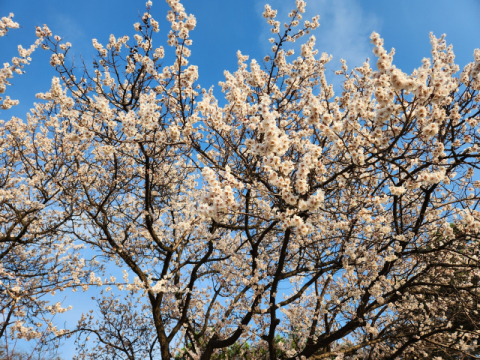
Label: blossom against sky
xmin=1 ymin=0 xmax=479 ymax=358
xmin=1 ymin=0 xmax=479 ymax=120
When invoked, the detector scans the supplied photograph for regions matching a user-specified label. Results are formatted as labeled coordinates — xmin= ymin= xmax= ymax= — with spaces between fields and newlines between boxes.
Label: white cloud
xmin=256 ymin=0 xmax=381 ymax=87
xmin=51 ymin=13 xmax=93 ymax=70
xmin=52 ymin=13 xmax=86 ymax=45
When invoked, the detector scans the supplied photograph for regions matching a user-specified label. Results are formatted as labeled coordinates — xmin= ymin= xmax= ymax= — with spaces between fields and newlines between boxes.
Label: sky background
xmin=1 ymin=0 xmax=480 ymax=358
xmin=2 ymin=0 xmax=480 ymax=119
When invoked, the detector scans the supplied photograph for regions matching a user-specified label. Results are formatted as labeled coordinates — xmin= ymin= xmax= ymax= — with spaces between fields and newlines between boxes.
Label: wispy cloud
xmin=51 ymin=13 xmax=94 ymax=70
xmin=52 ymin=13 xmax=87 ymax=47
xmin=256 ymin=0 xmax=381 ymax=87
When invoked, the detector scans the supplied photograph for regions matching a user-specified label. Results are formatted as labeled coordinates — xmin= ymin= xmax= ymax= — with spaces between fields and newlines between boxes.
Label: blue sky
xmin=1 ymin=0 xmax=480 ymax=358
xmin=2 ymin=0 xmax=480 ymax=119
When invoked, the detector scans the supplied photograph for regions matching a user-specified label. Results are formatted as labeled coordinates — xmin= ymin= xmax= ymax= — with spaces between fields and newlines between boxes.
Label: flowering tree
xmin=2 ymin=0 xmax=480 ymax=359
xmin=0 ymin=16 xmax=83 ymax=348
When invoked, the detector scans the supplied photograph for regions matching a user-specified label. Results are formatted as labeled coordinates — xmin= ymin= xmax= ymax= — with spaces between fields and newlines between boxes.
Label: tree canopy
xmin=1 ymin=1 xmax=480 ymax=359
